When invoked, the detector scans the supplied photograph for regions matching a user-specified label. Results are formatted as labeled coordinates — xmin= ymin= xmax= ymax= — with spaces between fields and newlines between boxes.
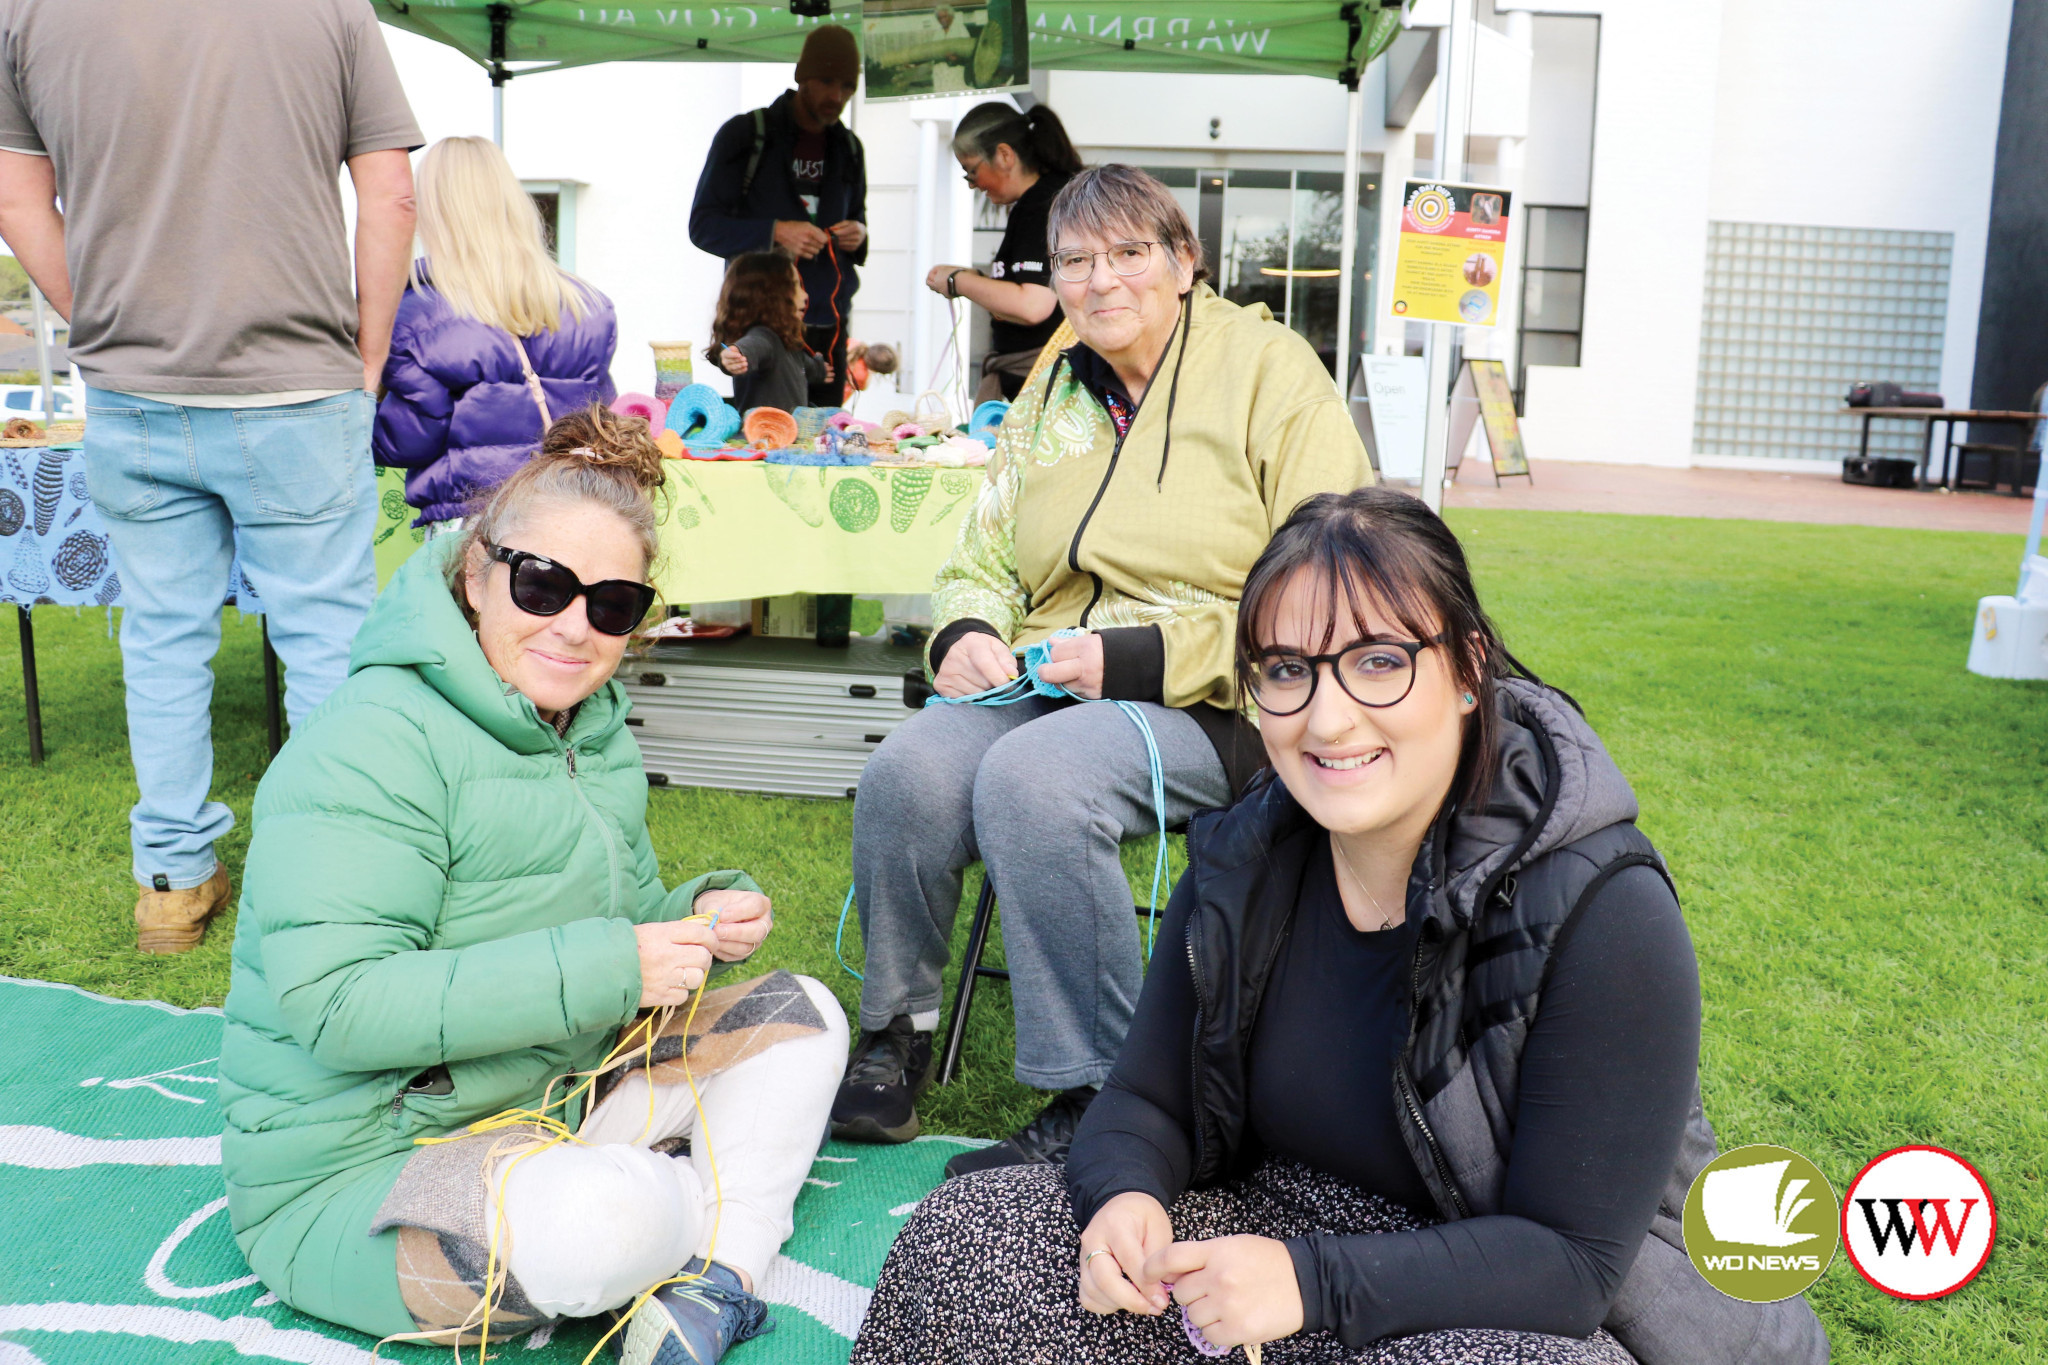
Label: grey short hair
xmin=1045 ymin=164 xmax=1206 ymax=280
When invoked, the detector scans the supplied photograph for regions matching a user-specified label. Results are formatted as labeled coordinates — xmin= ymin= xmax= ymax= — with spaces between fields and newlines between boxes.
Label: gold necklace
xmin=1331 ymin=832 xmax=1400 ymax=932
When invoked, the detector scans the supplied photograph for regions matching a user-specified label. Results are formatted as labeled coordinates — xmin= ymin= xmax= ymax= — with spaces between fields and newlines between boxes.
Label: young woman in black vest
xmin=852 ymin=488 xmax=1828 ymax=1365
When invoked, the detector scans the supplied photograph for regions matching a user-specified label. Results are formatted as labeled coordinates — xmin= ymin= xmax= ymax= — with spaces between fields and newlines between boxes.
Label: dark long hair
xmin=707 ymin=252 xmax=807 ymax=363
xmin=952 ymin=101 xmax=1084 ymax=178
xmin=1234 ymin=487 xmax=1548 ymax=812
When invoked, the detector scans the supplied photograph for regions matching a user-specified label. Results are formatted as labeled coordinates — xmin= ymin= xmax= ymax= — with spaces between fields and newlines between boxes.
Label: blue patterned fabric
xmin=0 ymin=442 xmax=262 ymax=612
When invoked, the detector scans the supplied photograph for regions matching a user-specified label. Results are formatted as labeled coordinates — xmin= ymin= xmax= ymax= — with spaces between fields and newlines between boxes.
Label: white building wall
xmin=1703 ymin=0 xmax=2010 ymax=428
xmin=1517 ymin=0 xmax=2010 ymax=468
xmin=1513 ymin=0 xmax=1726 ymax=467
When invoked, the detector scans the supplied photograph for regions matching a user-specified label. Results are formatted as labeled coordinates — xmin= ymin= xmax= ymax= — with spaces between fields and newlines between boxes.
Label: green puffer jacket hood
xmin=216 ymin=538 xmax=747 ymax=1337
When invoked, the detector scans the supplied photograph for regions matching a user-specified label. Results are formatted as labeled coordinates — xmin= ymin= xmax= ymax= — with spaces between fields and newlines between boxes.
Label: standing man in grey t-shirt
xmin=0 ymin=0 xmax=422 ymax=954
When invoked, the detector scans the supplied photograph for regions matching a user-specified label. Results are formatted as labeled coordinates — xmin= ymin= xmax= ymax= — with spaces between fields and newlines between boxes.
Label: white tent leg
xmin=912 ymin=117 xmax=942 ymax=390
xmin=493 ymin=83 xmax=505 ymax=147
xmin=1420 ymin=0 xmax=1477 ymax=513
xmin=1334 ymin=84 xmax=1363 ymax=402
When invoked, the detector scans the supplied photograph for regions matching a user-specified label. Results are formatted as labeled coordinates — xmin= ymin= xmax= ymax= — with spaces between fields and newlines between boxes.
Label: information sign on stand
xmin=1446 ymin=358 xmax=1532 ymax=485
xmin=1390 ymin=181 xmax=1512 ymax=327
xmin=1358 ymin=355 xmax=1429 ymax=481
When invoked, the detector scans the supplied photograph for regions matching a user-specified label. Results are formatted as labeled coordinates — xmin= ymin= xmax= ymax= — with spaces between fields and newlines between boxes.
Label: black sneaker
xmin=829 ymin=1016 xmax=933 ymax=1143
xmin=943 ymin=1085 xmax=1097 ymax=1179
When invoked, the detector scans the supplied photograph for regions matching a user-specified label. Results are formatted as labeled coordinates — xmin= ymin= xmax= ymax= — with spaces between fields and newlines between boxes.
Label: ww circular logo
xmin=1683 ymin=1144 xmax=1839 ymax=1302
xmin=1841 ymin=1145 xmax=1995 ymax=1300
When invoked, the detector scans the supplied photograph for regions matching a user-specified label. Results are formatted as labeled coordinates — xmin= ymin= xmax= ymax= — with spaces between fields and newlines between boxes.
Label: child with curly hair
xmin=707 ymin=252 xmax=829 ymax=414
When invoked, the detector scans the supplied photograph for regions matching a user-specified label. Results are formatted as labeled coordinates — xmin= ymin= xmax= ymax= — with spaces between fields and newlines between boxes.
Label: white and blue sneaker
xmin=612 ymin=1259 xmax=773 ymax=1365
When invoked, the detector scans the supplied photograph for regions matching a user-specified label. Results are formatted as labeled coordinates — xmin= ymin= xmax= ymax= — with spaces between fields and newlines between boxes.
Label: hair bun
xmin=538 ymin=403 xmax=667 ymax=491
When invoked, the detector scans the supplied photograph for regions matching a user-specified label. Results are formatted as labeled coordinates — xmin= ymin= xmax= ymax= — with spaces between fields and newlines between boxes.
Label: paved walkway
xmin=1441 ymin=461 xmax=2035 ymax=534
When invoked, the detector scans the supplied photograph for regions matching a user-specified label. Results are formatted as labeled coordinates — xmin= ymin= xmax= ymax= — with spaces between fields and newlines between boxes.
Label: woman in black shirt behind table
xmin=923 ymin=102 xmax=1082 ymax=401
xmin=851 ymin=488 xmax=1830 ymax=1365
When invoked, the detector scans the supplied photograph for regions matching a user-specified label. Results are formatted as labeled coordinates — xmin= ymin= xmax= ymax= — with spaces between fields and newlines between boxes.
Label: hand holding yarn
xmin=1144 ymin=1235 xmax=1301 ymax=1354
xmin=633 ymin=918 xmax=719 ymax=1008
xmin=1035 ymin=631 xmax=1105 ymax=700
xmin=719 ymin=346 xmax=749 ymax=377
xmin=933 ymin=631 xmax=1020 ymax=698
xmin=1078 ymin=1191 xmax=1175 ymax=1317
xmin=692 ymin=887 xmax=774 ymax=961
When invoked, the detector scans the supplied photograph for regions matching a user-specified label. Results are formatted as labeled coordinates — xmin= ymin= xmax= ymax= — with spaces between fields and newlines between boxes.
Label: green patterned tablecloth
xmin=654 ymin=462 xmax=979 ymax=603
xmin=370 ymin=462 xmax=976 ymax=604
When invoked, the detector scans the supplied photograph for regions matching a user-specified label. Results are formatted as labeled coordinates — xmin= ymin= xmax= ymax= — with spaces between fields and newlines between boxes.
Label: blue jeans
xmin=83 ymin=388 xmax=377 ymax=889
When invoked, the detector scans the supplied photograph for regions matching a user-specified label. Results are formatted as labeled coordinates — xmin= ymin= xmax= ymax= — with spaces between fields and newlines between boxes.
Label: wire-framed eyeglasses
xmin=1248 ymin=636 xmax=1448 ymax=715
xmin=1051 ymin=241 xmax=1161 ymax=282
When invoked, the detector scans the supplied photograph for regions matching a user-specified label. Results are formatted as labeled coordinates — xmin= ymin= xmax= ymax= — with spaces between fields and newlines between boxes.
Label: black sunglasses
xmin=486 ymin=543 xmax=656 ymax=637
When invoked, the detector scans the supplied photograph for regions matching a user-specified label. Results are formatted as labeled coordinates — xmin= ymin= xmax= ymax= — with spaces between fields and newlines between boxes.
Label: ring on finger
xmin=1083 ymin=1248 xmax=1113 ymax=1266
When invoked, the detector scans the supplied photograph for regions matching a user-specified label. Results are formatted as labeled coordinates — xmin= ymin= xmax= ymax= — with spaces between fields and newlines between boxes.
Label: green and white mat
xmin=0 ymin=976 xmax=957 ymax=1364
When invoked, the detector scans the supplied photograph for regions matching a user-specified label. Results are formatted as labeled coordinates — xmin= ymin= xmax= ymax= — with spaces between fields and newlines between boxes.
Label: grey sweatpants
xmin=850 ymin=696 xmax=1231 ymax=1091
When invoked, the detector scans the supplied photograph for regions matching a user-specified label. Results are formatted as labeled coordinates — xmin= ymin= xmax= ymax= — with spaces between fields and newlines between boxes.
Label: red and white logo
xmin=1841 ymin=1145 xmax=1996 ymax=1300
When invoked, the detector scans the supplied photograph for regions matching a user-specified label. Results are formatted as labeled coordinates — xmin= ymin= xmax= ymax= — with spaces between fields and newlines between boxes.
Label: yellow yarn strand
xmin=372 ymin=911 xmax=728 ymax=1364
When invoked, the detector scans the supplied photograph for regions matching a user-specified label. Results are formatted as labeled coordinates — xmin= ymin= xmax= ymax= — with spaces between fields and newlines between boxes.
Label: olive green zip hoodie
xmin=217 ymin=537 xmax=750 ymax=1337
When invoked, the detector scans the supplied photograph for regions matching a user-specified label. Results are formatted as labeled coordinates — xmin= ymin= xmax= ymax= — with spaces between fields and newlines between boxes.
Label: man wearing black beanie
xmin=690 ymin=25 xmax=868 ymax=407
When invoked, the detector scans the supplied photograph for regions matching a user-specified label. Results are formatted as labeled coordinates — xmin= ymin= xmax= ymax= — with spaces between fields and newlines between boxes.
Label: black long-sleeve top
xmin=1066 ymin=838 xmax=1702 ymax=1346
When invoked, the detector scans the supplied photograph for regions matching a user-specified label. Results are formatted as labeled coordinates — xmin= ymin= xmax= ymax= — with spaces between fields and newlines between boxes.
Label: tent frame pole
xmin=489 ymin=3 xmax=511 ymax=147
xmin=1335 ymin=85 xmax=1363 ymax=403
xmin=1420 ymin=0 xmax=1476 ymax=513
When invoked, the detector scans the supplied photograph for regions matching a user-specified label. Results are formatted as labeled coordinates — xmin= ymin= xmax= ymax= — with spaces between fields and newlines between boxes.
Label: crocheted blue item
xmin=920 ymin=627 xmax=1172 ymax=957
xmin=764 ymin=449 xmax=873 ymax=466
xmin=665 ymin=383 xmax=742 ymax=448
xmin=968 ymin=399 xmax=1010 ymax=444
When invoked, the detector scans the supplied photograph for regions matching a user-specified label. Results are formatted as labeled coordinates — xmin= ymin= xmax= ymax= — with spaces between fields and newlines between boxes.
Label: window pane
xmin=1218 ymin=183 xmax=1295 ymax=316
xmin=1525 ymin=206 xmax=1588 ymax=270
xmin=1280 ymin=174 xmax=1379 ymax=377
xmin=1521 ymin=332 xmax=1581 ymax=369
xmin=1522 ymin=269 xmax=1584 ymax=331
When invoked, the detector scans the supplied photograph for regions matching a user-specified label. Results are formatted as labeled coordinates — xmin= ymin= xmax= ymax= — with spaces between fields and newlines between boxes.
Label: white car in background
xmin=0 ymin=384 xmax=74 ymax=421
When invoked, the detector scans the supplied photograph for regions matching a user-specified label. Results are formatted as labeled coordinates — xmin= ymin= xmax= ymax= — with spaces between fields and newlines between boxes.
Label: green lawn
xmin=0 ymin=510 xmax=2041 ymax=1362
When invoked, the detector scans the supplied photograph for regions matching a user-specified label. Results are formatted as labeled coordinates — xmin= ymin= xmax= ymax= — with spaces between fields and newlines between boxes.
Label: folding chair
xmin=935 ymin=864 xmax=1172 ymax=1087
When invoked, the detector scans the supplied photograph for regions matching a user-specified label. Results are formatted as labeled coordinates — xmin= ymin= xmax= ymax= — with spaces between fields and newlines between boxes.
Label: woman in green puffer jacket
xmin=218 ymin=406 xmax=846 ymax=1364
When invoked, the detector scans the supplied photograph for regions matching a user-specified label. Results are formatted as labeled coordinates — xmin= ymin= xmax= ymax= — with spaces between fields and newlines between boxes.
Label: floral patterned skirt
xmin=851 ymin=1159 xmax=1638 ymax=1365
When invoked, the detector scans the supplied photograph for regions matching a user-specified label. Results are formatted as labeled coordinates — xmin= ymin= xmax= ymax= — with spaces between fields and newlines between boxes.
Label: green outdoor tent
xmin=373 ymin=0 xmax=1409 ymax=393
xmin=373 ymin=1 xmax=1403 ymax=86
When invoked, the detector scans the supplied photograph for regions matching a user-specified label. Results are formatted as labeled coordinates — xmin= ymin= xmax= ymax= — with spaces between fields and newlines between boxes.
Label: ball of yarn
xmin=743 ymin=407 xmax=800 ymax=449
xmin=611 ymin=392 xmax=668 ymax=429
xmin=665 ymin=384 xmax=742 ymax=447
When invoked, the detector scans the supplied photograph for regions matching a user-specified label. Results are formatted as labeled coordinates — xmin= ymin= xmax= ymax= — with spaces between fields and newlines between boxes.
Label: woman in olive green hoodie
xmin=219 ymin=407 xmax=846 ymax=1363
xmin=833 ymin=166 xmax=1371 ymax=1180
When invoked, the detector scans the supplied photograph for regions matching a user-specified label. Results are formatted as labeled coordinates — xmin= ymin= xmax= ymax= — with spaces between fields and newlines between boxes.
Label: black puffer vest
xmin=1180 ymin=680 xmax=1828 ymax=1365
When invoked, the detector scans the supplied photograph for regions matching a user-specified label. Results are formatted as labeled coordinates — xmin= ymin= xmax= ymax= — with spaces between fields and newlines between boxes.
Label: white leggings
xmin=483 ymin=974 xmax=848 ymax=1319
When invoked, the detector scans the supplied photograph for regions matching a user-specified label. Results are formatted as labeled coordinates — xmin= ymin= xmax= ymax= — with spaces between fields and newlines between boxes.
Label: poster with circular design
xmin=1390 ymin=180 xmax=1512 ymax=327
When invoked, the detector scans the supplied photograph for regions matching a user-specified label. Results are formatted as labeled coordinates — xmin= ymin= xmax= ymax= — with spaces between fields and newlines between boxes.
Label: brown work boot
xmin=134 ymin=865 xmax=232 ymax=954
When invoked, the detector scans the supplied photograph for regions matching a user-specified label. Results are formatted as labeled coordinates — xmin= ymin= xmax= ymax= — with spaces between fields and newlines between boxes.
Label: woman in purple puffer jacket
xmin=375 ymin=137 xmax=618 ymax=531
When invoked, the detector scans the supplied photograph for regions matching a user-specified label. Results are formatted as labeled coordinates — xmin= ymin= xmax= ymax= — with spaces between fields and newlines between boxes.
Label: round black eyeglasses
xmin=487 ymin=543 xmax=656 ymax=638
xmin=1248 ymin=636 xmax=1447 ymax=716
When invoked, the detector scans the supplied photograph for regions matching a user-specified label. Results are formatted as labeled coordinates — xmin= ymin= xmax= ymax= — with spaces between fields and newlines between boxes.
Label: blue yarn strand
xmin=926 ymin=628 xmax=1172 ymax=961
xmin=834 ymin=881 xmax=864 ymax=981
